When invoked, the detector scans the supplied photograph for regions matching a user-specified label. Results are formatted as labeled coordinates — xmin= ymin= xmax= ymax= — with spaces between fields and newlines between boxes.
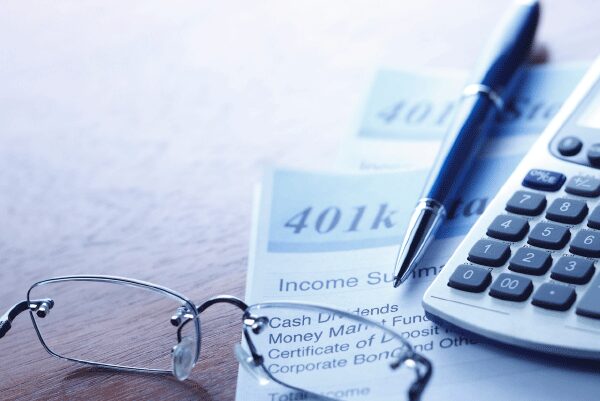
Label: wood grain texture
xmin=0 ymin=1 xmax=598 ymax=400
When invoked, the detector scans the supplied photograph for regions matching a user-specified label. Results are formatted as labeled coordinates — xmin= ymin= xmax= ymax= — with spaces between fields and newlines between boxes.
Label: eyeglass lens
xmin=242 ymin=304 xmax=416 ymax=400
xmin=28 ymin=279 xmax=199 ymax=372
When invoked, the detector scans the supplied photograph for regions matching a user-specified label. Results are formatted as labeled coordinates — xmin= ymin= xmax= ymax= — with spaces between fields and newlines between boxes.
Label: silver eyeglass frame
xmin=1 ymin=275 xmax=432 ymax=401
xmin=26 ymin=275 xmax=203 ymax=375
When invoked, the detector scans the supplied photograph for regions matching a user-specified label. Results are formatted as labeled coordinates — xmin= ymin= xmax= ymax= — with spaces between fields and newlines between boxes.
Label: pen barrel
xmin=422 ymin=0 xmax=540 ymax=210
xmin=470 ymin=0 xmax=540 ymax=90
xmin=393 ymin=0 xmax=540 ymax=287
xmin=422 ymin=93 xmax=498 ymax=205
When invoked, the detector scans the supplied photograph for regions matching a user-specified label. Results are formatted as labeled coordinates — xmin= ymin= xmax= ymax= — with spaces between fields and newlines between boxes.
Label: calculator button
xmin=545 ymin=198 xmax=588 ymax=224
xmin=557 ymin=136 xmax=583 ymax=157
xmin=448 ymin=265 xmax=492 ymax=293
xmin=550 ymin=256 xmax=595 ymax=285
xmin=522 ymin=169 xmax=565 ymax=192
xmin=576 ymin=274 xmax=600 ymax=319
xmin=589 ymin=206 xmax=600 ymax=229
xmin=565 ymin=176 xmax=600 ymax=197
xmin=527 ymin=222 xmax=570 ymax=250
xmin=588 ymin=144 xmax=600 ymax=167
xmin=569 ymin=229 xmax=600 ymax=257
xmin=532 ymin=283 xmax=576 ymax=311
xmin=486 ymin=215 xmax=529 ymax=242
xmin=505 ymin=191 xmax=546 ymax=216
xmin=508 ymin=247 xmax=552 ymax=276
xmin=467 ymin=239 xmax=511 ymax=267
xmin=489 ymin=273 xmax=533 ymax=302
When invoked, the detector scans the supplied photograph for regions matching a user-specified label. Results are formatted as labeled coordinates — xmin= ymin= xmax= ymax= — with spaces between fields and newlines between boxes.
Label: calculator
xmin=423 ymin=57 xmax=600 ymax=359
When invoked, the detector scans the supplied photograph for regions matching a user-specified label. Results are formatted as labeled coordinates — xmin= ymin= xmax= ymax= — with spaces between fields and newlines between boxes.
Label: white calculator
xmin=423 ymin=57 xmax=600 ymax=359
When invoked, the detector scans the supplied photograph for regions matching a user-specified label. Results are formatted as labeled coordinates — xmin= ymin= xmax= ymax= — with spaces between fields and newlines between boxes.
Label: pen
xmin=393 ymin=0 xmax=540 ymax=287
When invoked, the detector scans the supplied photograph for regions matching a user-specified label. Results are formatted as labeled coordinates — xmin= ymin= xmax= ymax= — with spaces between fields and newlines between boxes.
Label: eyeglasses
xmin=0 ymin=275 xmax=432 ymax=401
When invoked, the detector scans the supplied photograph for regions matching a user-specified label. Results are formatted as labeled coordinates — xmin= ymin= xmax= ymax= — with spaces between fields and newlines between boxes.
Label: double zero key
xmin=489 ymin=273 xmax=533 ymax=302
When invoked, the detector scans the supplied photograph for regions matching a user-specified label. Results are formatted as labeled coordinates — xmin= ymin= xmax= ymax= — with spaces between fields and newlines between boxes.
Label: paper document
xmin=338 ymin=64 xmax=587 ymax=240
xmin=236 ymin=65 xmax=600 ymax=401
xmin=238 ymin=169 xmax=430 ymax=401
xmin=338 ymin=64 xmax=585 ymax=172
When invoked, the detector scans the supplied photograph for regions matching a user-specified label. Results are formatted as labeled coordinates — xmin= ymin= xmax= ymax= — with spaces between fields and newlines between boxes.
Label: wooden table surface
xmin=0 ymin=1 xmax=598 ymax=400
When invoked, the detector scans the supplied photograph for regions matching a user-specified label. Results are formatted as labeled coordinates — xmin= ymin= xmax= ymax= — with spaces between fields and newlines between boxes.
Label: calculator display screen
xmin=578 ymin=89 xmax=600 ymax=129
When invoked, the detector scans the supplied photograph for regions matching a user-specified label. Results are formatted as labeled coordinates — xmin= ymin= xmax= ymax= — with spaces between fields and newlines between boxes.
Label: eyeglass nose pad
xmin=171 ymin=336 xmax=196 ymax=381
xmin=234 ymin=344 xmax=270 ymax=386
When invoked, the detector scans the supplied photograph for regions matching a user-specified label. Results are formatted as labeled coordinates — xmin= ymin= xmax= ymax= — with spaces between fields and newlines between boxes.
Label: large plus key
xmin=576 ymin=274 xmax=600 ymax=319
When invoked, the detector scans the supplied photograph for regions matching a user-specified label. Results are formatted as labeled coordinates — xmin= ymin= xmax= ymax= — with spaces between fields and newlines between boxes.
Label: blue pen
xmin=393 ymin=0 xmax=540 ymax=286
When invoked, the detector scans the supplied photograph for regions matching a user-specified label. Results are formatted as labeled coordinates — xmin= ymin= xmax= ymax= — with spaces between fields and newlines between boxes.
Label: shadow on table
xmin=60 ymin=367 xmax=214 ymax=401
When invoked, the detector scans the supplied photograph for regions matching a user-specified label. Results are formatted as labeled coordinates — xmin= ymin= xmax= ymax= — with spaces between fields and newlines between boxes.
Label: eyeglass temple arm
xmin=407 ymin=352 xmax=433 ymax=401
xmin=0 ymin=299 xmax=54 ymax=340
xmin=0 ymin=301 xmax=29 ymax=339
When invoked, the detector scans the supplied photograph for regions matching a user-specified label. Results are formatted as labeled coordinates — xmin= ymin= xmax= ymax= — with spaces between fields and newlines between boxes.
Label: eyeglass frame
xmin=0 ymin=275 xmax=432 ymax=401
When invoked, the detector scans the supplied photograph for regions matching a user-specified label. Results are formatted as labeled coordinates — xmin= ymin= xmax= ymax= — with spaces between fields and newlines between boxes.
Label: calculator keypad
xmin=448 ymin=168 xmax=600 ymax=320
xmin=508 ymin=247 xmax=552 ymax=276
xmin=557 ymin=136 xmax=583 ymax=157
xmin=486 ymin=215 xmax=529 ymax=242
xmin=522 ymin=169 xmax=565 ymax=192
xmin=551 ymin=134 xmax=600 ymax=169
xmin=528 ymin=222 xmax=571 ymax=250
xmin=576 ymin=273 xmax=600 ymax=318
xmin=550 ymin=256 xmax=595 ymax=284
xmin=570 ymin=230 xmax=600 ymax=257
xmin=505 ymin=191 xmax=546 ymax=216
xmin=448 ymin=265 xmax=491 ymax=293
xmin=531 ymin=283 xmax=576 ymax=311
xmin=588 ymin=206 xmax=600 ymax=229
xmin=589 ymin=144 xmax=600 ymax=167
xmin=467 ymin=239 xmax=511 ymax=267
xmin=546 ymin=198 xmax=588 ymax=224
xmin=565 ymin=176 xmax=600 ymax=197
xmin=489 ymin=273 xmax=533 ymax=302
